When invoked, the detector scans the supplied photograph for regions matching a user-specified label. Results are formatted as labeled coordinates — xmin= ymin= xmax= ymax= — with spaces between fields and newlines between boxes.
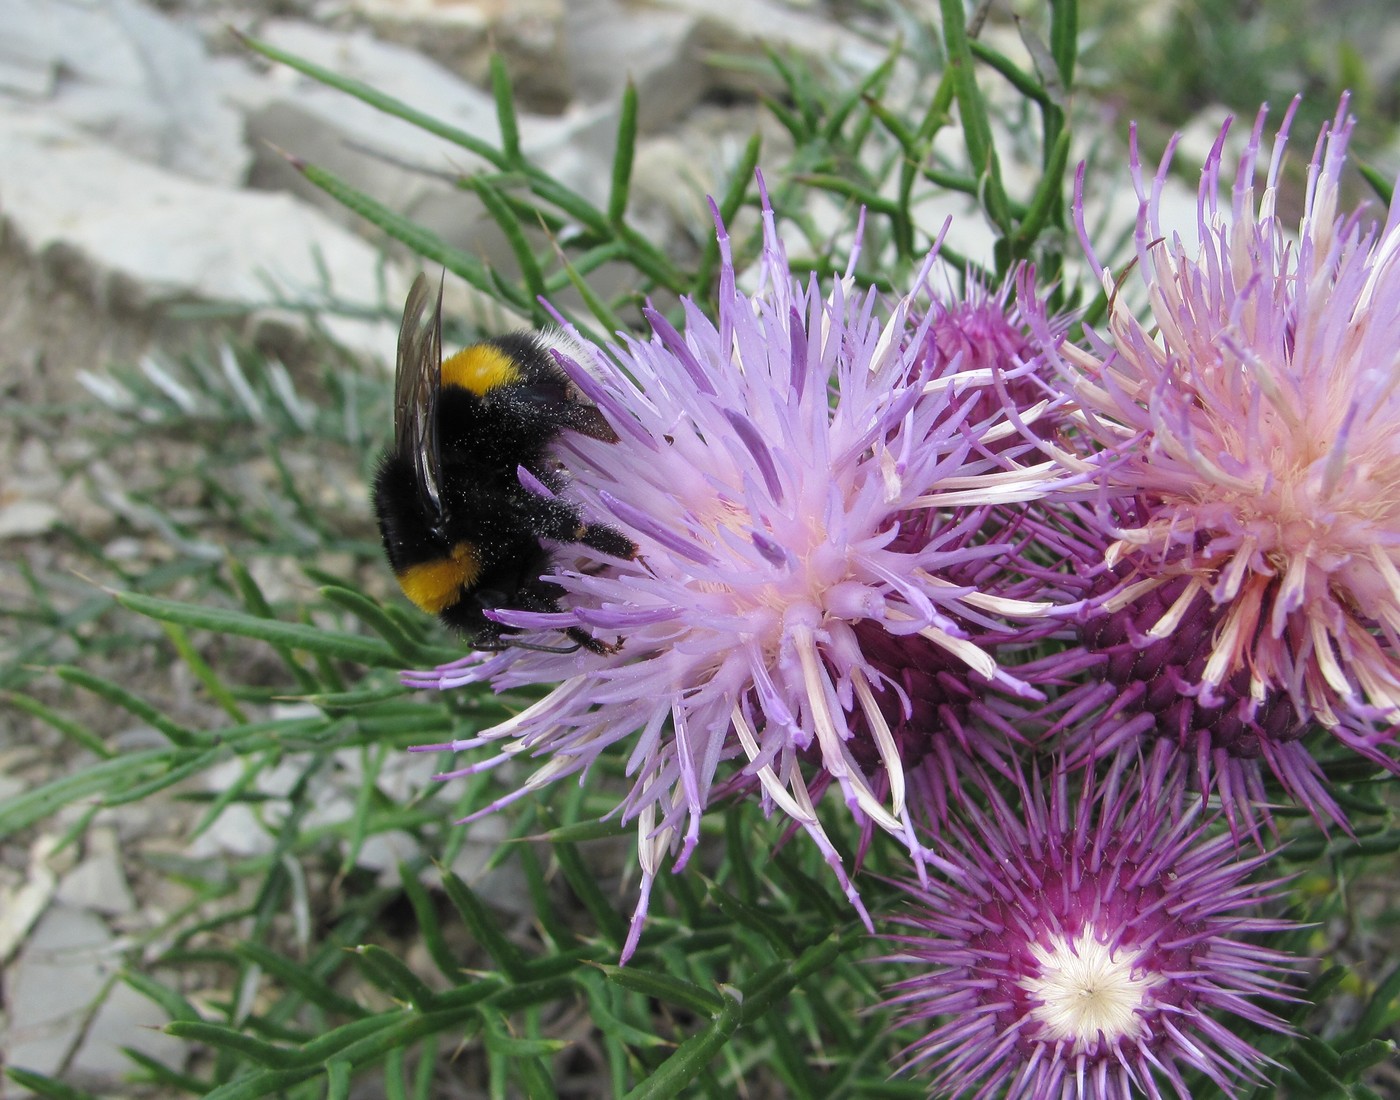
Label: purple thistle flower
xmin=407 ymin=182 xmax=1068 ymax=958
xmin=1029 ymin=97 xmax=1400 ymax=830
xmin=878 ymin=745 xmax=1304 ymax=1099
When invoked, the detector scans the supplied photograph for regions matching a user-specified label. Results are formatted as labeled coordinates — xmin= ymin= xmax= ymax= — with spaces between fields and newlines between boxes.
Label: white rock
xmin=0 ymin=108 xmax=402 ymax=376
xmin=0 ymin=499 xmax=60 ymax=539
xmin=1 ymin=904 xmax=183 ymax=1086
xmin=55 ymin=827 xmax=138 ymax=917
xmin=350 ymin=0 xmax=572 ymax=111
xmin=1 ymin=905 xmax=112 ymax=1078
xmin=562 ymin=0 xmax=706 ymax=129
xmin=0 ymin=834 xmax=60 ymax=967
xmin=239 ymin=21 xmax=618 ymax=253
xmin=0 ymin=0 xmax=249 ymax=186
xmin=656 ymin=0 xmax=886 ymax=84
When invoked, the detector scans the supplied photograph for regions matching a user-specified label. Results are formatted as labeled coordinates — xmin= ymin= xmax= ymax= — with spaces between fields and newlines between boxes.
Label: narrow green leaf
xmin=106 ymin=747 xmax=225 ymax=806
xmin=233 ymin=942 xmax=369 ymax=1018
xmin=968 ymin=38 xmax=1050 ymax=106
xmin=608 ymin=81 xmax=638 ymax=226
xmin=709 ymin=885 xmax=792 ymax=955
xmin=551 ymin=240 xmax=628 ymax=339
xmin=593 ymin=964 xmax=723 ymax=1016
xmin=692 ymin=131 xmax=761 ymax=299
xmin=1305 ymin=964 xmax=1352 ymax=1011
xmin=546 ymin=834 xmax=629 ymax=950
xmin=286 ymin=158 xmax=496 ymax=294
xmin=234 ymin=31 xmax=504 ymax=167
xmin=115 ymin=591 xmax=398 ymax=668
xmin=319 ymin=585 xmax=433 ymax=664
xmin=1012 ymin=127 xmax=1072 ymax=249
xmin=489 ymin=54 xmax=521 ymax=163
xmin=303 ymin=684 xmax=412 ymax=708
xmin=0 ymin=749 xmax=170 ymax=836
xmin=531 ymin=817 xmax=631 ymax=844
xmin=121 ymin=969 xmax=202 ymax=1023
xmin=1 ymin=1069 xmax=101 ymax=1100
xmin=226 ymin=558 xmax=319 ymax=693
xmin=1338 ymin=1039 xmax=1396 ymax=1081
xmin=56 ymin=666 xmax=194 ymax=746
xmin=515 ymin=844 xmax=574 ymax=950
xmin=352 ymin=945 xmax=440 ymax=1010
xmin=326 ymin=1060 xmax=352 ymax=1100
xmin=622 ymin=987 xmax=743 ymax=1100
xmin=4 ymin=691 xmax=115 ymax=758
xmin=1348 ymin=963 xmax=1400 ymax=1042
xmin=579 ymin=978 xmax=671 ymax=1049
xmin=466 ymin=176 xmax=548 ymax=315
xmin=1050 ymin=0 xmax=1078 ymax=87
xmin=797 ymin=174 xmax=902 ymax=217
xmin=441 ymin=867 xmax=530 ymax=980
xmin=399 ymin=864 xmax=462 ymax=979
xmin=824 ymin=39 xmax=900 ymax=143
xmin=161 ymin=621 xmax=249 ymax=722
xmin=121 ymin=1048 xmax=212 ymax=1094
xmin=165 ymin=1020 xmax=299 ymax=1067
xmin=191 ymin=754 xmax=268 ymax=840
xmin=743 ymin=932 xmax=848 ymax=1021
xmin=1357 ymin=160 xmax=1394 ymax=206
xmin=938 ymin=0 xmax=1012 ymax=239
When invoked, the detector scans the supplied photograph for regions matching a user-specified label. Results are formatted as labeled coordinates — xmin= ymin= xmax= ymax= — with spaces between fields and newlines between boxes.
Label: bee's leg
xmin=507 ymin=576 xmax=619 ymax=656
xmin=576 ymin=522 xmax=636 ymax=560
xmin=566 ymin=626 xmax=620 ymax=656
xmin=514 ymin=495 xmax=636 ymax=560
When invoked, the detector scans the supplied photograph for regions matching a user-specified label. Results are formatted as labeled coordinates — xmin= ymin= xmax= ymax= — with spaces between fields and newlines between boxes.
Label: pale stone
xmin=0 ymin=0 xmax=249 ymax=185
xmin=2 ymin=904 xmax=184 ymax=1086
xmin=0 ymin=835 xmax=60 ymax=967
xmin=0 ymin=109 xmax=403 ymax=390
xmin=351 ymin=0 xmax=572 ymax=112
xmin=561 ymin=0 xmax=706 ymax=129
xmin=240 ymin=20 xmax=618 ymax=251
xmin=0 ymin=499 xmax=61 ymax=539
xmin=1 ymin=905 xmax=112 ymax=1077
xmin=54 ymin=828 xmax=138 ymax=917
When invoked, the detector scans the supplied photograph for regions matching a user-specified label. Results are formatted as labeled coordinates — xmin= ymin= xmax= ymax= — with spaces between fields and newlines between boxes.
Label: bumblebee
xmin=373 ymin=274 xmax=636 ymax=654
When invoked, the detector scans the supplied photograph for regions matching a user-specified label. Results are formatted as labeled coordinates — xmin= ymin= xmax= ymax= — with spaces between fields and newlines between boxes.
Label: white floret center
xmin=1019 ymin=930 xmax=1157 ymax=1047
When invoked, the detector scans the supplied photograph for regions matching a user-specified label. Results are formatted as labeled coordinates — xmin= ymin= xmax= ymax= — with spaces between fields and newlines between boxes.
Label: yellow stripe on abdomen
xmin=441 ymin=344 xmax=521 ymax=396
xmin=397 ymin=542 xmax=481 ymax=614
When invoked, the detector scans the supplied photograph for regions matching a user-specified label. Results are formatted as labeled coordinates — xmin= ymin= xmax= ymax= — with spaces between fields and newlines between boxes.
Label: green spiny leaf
xmin=115 ymin=591 xmax=399 ymax=668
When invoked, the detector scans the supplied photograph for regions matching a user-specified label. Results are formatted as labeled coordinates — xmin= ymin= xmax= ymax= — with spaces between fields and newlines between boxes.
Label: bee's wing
xmin=394 ymin=273 xmax=445 ymax=522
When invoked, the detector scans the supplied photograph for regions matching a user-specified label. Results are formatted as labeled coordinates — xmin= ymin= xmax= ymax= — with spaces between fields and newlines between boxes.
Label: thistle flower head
xmin=879 ymin=746 xmax=1303 ymax=1099
xmin=916 ymin=269 xmax=1069 ymax=448
xmin=1037 ymin=96 xmax=1400 ymax=816
xmin=408 ymin=182 xmax=1066 ymax=957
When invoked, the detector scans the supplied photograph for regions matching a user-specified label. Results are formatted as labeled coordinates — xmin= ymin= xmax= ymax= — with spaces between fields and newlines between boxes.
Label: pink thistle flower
xmin=878 ymin=745 xmax=1304 ymax=1099
xmin=916 ymin=269 xmax=1072 ymax=451
xmin=407 ymin=183 xmax=1067 ymax=958
xmin=1033 ymin=97 xmax=1400 ymax=826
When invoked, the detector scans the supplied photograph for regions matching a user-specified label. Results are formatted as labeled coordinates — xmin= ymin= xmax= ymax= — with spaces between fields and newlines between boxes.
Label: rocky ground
xmin=2 ymin=0 xmax=1398 ymax=1095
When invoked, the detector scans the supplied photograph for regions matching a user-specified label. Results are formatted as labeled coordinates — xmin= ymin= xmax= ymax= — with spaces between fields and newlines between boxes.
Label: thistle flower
xmin=1034 ymin=97 xmax=1400 ymax=826
xmin=789 ymin=273 xmax=1082 ymax=832
xmin=408 ymin=183 xmax=1065 ymax=958
xmin=879 ymin=746 xmax=1303 ymax=1099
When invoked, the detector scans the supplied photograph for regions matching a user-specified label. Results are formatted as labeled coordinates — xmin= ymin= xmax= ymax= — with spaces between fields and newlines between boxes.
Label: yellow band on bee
xmin=397 ymin=542 xmax=481 ymax=614
xmin=441 ymin=344 xmax=521 ymax=396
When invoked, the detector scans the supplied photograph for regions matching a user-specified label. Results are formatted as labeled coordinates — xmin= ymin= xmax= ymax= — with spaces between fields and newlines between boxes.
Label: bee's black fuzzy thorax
xmin=372 ymin=274 xmax=636 ymax=655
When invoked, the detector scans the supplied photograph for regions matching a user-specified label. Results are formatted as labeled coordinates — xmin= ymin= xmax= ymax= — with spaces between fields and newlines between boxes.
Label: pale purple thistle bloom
xmin=878 ymin=745 xmax=1303 ymax=1099
xmin=408 ymin=182 xmax=1065 ymax=959
xmin=1030 ymin=96 xmax=1400 ymax=827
